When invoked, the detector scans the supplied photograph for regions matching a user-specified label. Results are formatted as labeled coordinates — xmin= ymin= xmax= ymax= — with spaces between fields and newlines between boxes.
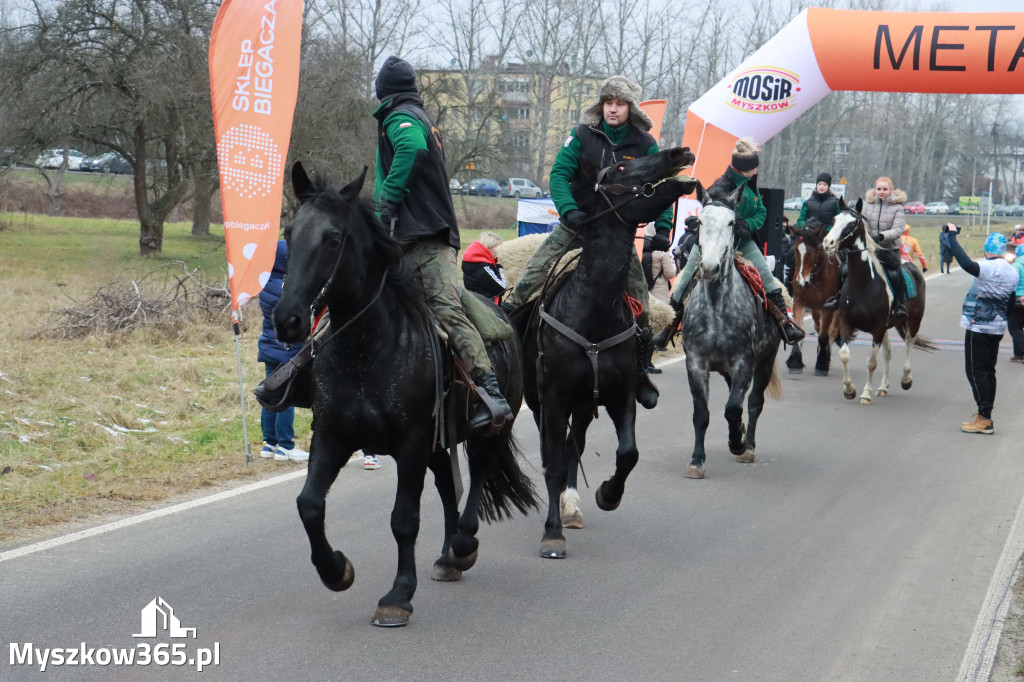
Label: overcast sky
xmin=947 ymin=1 xmax=1020 ymax=10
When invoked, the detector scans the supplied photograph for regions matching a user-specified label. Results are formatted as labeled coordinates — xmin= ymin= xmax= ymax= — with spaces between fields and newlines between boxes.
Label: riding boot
xmin=635 ymin=324 xmax=659 ymax=410
xmin=888 ymin=266 xmax=909 ymax=327
xmin=822 ymin=262 xmax=847 ymax=311
xmin=766 ymin=289 xmax=805 ymax=345
xmin=467 ymin=371 xmax=514 ymax=433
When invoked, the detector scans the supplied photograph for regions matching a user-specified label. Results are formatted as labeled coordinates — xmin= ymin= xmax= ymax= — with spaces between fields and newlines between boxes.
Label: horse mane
xmin=306 ymin=173 xmax=432 ymax=324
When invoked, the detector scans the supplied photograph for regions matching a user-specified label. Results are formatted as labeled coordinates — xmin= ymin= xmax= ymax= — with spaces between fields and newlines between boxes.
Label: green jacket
xmin=710 ymin=167 xmax=766 ymax=232
xmin=549 ymin=120 xmax=674 ymax=235
xmin=373 ymin=100 xmax=427 ymax=205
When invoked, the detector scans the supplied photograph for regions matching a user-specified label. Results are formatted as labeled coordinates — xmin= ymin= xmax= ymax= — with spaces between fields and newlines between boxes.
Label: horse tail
xmin=477 ymin=431 xmax=540 ymax=523
xmin=766 ymin=361 xmax=783 ymax=401
xmin=908 ymin=333 xmax=938 ymax=352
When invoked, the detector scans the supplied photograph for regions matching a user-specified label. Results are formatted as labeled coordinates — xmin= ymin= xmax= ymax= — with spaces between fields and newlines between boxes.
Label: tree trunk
xmin=191 ymin=150 xmax=217 ymax=237
xmin=139 ymin=216 xmax=164 ymax=256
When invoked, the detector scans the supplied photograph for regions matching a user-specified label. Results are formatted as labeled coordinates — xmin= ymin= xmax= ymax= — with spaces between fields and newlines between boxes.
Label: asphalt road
xmin=3 ymin=269 xmax=1024 ymax=681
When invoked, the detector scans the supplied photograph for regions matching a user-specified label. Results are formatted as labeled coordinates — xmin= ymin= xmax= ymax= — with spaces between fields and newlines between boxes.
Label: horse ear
xmin=695 ymin=181 xmax=709 ymax=206
xmin=292 ymin=162 xmax=313 ymax=203
xmin=340 ymin=166 xmax=368 ymax=200
xmin=725 ymin=184 xmax=743 ymax=209
xmin=838 ymin=196 xmax=847 ymax=212
xmin=855 ymin=197 xmax=864 ymax=214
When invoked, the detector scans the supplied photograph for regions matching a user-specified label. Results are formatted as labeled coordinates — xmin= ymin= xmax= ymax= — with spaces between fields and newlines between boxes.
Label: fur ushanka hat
xmin=580 ymin=75 xmax=653 ymax=131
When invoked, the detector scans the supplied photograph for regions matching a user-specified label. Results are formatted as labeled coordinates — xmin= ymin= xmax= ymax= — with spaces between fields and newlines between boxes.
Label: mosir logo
xmin=133 ymin=597 xmax=196 ymax=638
xmin=726 ymin=66 xmax=800 ymax=113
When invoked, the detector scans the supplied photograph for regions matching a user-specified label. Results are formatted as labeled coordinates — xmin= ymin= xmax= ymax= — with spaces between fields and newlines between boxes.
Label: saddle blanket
xmin=886 ymin=267 xmax=917 ymax=299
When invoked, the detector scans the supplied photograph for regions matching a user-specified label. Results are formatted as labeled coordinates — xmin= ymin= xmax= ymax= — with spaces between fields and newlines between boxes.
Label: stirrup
xmin=822 ymin=295 xmax=839 ymax=311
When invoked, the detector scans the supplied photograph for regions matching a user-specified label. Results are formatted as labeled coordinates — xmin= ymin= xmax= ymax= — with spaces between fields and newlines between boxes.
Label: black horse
xmin=513 ymin=147 xmax=696 ymax=558
xmin=274 ymin=163 xmax=537 ymax=627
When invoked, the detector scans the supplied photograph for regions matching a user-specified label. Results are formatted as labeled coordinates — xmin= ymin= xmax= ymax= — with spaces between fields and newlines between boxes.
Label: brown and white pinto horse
xmin=821 ymin=199 xmax=935 ymax=405
xmin=785 ymin=220 xmax=840 ymax=376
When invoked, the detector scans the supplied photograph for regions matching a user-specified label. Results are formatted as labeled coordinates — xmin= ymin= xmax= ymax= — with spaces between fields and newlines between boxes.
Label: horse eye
xmin=324 ymin=234 xmax=342 ymax=250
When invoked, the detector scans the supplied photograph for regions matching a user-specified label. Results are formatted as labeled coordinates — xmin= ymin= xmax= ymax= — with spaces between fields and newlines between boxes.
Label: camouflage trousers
xmin=506 ymin=221 xmax=650 ymax=314
xmin=404 ymin=240 xmax=492 ymax=376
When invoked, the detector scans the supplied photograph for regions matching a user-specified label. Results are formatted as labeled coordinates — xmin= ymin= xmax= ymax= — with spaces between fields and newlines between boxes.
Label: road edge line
xmin=957 ymin=487 xmax=1024 ymax=681
xmin=0 ymin=469 xmax=307 ymax=564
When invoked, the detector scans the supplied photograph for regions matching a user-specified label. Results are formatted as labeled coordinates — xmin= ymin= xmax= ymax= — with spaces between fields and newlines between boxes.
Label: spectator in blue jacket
xmin=258 ymin=240 xmax=309 ymax=462
xmin=946 ymin=228 xmax=1020 ymax=434
xmin=939 ymin=224 xmax=954 ymax=274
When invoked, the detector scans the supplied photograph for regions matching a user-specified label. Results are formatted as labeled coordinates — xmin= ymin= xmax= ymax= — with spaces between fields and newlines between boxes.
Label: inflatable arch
xmin=681 ymin=9 xmax=1024 ymax=186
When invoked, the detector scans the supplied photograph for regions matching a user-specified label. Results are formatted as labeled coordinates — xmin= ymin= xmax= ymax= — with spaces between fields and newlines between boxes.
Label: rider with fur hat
xmin=823 ymin=176 xmax=909 ymax=325
xmin=505 ymin=74 xmax=672 ymax=409
xmin=668 ymin=137 xmax=805 ymax=345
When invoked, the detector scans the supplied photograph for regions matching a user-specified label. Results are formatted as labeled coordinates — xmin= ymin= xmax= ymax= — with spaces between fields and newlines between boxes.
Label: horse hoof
xmin=736 ymin=449 xmax=756 ymax=464
xmin=445 ymin=547 xmax=478 ymax=572
xmin=788 ymin=367 xmax=803 ymax=375
xmin=684 ymin=465 xmax=705 ymax=479
xmin=814 ymin=369 xmax=829 ymax=377
xmin=561 ymin=511 xmax=584 ymax=529
xmin=371 ymin=605 xmax=411 ymax=627
xmin=876 ymin=389 xmax=887 ymax=397
xmin=901 ymin=379 xmax=912 ymax=390
xmin=431 ymin=562 xmax=462 ymax=582
xmin=595 ymin=484 xmax=622 ymax=511
xmin=539 ymin=538 xmax=566 ymax=559
xmin=318 ymin=552 xmax=355 ymax=592
xmin=843 ymin=389 xmax=856 ymax=400
xmin=728 ymin=440 xmax=747 ymax=456
xmin=859 ymin=397 xmax=872 ymax=405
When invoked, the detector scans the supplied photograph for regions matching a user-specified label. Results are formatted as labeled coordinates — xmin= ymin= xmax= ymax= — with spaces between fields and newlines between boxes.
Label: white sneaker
xmin=363 ymin=454 xmax=381 ymax=470
xmin=259 ymin=442 xmax=277 ymax=459
xmin=276 ymin=445 xmax=309 ymax=462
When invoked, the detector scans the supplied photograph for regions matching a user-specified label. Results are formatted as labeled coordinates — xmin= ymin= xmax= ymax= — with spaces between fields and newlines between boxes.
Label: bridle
xmin=302 ymin=229 xmax=389 ymax=357
xmin=576 ymin=165 xmax=680 ymax=228
xmin=833 ymin=210 xmax=870 ymax=254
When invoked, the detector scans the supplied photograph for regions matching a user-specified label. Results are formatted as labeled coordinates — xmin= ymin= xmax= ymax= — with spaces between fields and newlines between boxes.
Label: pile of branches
xmin=35 ymin=261 xmax=232 ymax=339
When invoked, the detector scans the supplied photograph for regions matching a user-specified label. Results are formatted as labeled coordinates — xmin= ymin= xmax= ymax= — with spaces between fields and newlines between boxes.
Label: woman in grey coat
xmin=824 ymin=176 xmax=909 ymax=325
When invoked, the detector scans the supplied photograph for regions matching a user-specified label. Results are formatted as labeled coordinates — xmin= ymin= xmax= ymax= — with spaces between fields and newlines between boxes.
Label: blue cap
xmin=1016 ymin=243 xmax=1024 ymax=259
xmin=984 ymin=232 xmax=1007 ymax=255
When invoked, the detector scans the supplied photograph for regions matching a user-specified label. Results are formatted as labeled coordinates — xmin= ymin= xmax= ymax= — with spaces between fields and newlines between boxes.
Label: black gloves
xmin=562 ymin=209 xmax=587 ymax=229
xmin=872 ymin=233 xmax=884 ymax=243
xmin=378 ymin=198 xmax=398 ymax=228
xmin=650 ymin=232 xmax=671 ymax=253
xmin=733 ymin=220 xmax=752 ymax=245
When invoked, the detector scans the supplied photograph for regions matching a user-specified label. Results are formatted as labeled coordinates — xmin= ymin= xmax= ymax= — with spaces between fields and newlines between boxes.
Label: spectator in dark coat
xmin=257 ymin=240 xmax=308 ymax=462
xmin=939 ymin=224 xmax=955 ymax=274
xmin=461 ymin=232 xmax=507 ymax=304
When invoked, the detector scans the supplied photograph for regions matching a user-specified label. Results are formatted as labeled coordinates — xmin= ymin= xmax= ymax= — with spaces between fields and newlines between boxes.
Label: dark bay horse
xmin=273 ymin=163 xmax=537 ymax=627
xmin=822 ymin=199 xmax=935 ymax=405
xmin=680 ymin=183 xmax=783 ymax=479
xmin=513 ymin=147 xmax=697 ymax=558
xmin=785 ymin=220 xmax=839 ymax=376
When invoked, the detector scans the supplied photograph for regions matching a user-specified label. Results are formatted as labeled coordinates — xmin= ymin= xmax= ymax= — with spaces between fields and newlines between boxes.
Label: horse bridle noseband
xmin=575 ymin=166 xmax=679 ymax=229
xmin=305 ymin=231 xmax=389 ymax=357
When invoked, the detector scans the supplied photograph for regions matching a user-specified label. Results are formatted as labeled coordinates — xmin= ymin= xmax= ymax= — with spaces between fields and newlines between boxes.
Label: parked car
xmin=34 ymin=148 xmax=88 ymax=170
xmin=1005 ymin=204 xmax=1024 ymax=217
xmin=924 ymin=201 xmax=949 ymax=215
xmin=449 ymin=178 xmax=461 ymax=195
xmin=81 ymin=152 xmax=132 ymax=174
xmin=783 ymin=197 xmax=803 ymax=210
xmin=497 ymin=177 xmax=543 ymax=199
xmin=990 ymin=203 xmax=1008 ymax=216
xmin=903 ymin=201 xmax=925 ymax=214
xmin=465 ymin=178 xmax=500 ymax=197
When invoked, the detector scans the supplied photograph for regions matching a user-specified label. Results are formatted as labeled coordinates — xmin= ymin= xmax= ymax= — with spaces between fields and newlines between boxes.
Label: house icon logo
xmin=132 ymin=597 xmax=197 ymax=639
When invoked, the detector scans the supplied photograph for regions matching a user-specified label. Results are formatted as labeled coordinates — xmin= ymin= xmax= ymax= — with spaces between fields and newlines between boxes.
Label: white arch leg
xmin=560 ymin=487 xmax=583 ymax=529
xmin=902 ymin=334 xmax=916 ymax=390
xmin=876 ymin=335 xmax=892 ymax=396
xmin=840 ymin=343 xmax=855 ymax=400
xmin=861 ymin=342 xmax=880 ymax=405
